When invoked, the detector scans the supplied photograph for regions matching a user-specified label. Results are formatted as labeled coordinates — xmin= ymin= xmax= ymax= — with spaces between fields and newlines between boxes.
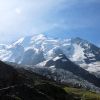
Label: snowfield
xmin=0 ymin=34 xmax=100 ymax=75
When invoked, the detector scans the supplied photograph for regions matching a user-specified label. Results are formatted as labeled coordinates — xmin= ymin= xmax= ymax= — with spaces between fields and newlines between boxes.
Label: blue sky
xmin=0 ymin=0 xmax=100 ymax=47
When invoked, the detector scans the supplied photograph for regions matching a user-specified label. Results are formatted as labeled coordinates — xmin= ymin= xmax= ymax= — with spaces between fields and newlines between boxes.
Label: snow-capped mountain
xmin=35 ymin=54 xmax=100 ymax=87
xmin=0 ymin=34 xmax=100 ymax=75
xmin=7 ymin=53 xmax=100 ymax=91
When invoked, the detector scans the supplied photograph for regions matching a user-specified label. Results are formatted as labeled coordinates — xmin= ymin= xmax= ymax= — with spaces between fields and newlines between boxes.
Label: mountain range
xmin=0 ymin=34 xmax=100 ymax=72
xmin=0 ymin=34 xmax=100 ymax=90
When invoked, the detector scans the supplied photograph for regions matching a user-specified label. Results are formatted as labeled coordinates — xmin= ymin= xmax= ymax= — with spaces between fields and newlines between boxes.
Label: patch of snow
xmin=87 ymin=66 xmax=100 ymax=73
xmin=53 ymin=56 xmax=62 ymax=61
xmin=31 ymin=34 xmax=46 ymax=42
xmin=49 ymin=65 xmax=55 ymax=68
xmin=50 ymin=66 xmax=56 ymax=73
xmin=36 ymin=60 xmax=50 ymax=67
xmin=62 ymin=59 xmax=67 ymax=62
xmin=13 ymin=38 xmax=24 ymax=45
xmin=71 ymin=44 xmax=86 ymax=62
xmin=80 ymin=62 xmax=100 ymax=73
xmin=87 ymin=53 xmax=95 ymax=58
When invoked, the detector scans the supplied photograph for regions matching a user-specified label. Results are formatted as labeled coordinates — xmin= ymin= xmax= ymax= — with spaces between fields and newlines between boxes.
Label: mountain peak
xmin=0 ymin=34 xmax=100 ymax=74
xmin=71 ymin=37 xmax=88 ymax=44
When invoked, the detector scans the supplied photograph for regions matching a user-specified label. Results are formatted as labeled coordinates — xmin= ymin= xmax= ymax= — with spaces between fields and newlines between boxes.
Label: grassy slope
xmin=64 ymin=86 xmax=100 ymax=100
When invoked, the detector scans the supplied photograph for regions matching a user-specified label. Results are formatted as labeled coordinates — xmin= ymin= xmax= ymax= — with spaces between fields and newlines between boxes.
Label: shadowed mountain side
xmin=0 ymin=61 xmax=76 ymax=100
xmin=45 ymin=54 xmax=100 ymax=87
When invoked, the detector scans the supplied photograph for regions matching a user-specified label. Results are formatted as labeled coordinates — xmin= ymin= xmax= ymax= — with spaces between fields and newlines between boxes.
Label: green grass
xmin=64 ymin=87 xmax=100 ymax=100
